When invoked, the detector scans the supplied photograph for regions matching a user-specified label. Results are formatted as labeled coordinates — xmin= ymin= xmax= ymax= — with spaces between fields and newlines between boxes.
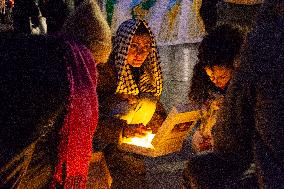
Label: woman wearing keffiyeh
xmin=94 ymin=18 xmax=166 ymax=151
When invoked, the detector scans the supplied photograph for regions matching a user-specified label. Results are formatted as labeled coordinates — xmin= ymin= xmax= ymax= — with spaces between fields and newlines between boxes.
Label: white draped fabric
xmin=101 ymin=0 xmax=205 ymax=45
xmin=158 ymin=44 xmax=199 ymax=112
xmin=149 ymin=0 xmax=204 ymax=46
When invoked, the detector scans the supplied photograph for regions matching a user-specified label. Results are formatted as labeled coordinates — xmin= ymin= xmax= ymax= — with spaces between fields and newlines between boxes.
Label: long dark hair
xmin=188 ymin=24 xmax=244 ymax=106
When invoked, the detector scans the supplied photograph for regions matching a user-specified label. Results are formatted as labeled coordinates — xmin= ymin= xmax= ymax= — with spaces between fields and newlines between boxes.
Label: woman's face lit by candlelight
xmin=126 ymin=34 xmax=152 ymax=67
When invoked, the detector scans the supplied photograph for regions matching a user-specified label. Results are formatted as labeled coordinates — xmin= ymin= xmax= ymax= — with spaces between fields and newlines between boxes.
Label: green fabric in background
xmin=142 ymin=0 xmax=157 ymax=10
xmin=106 ymin=0 xmax=117 ymax=26
xmin=131 ymin=0 xmax=157 ymax=18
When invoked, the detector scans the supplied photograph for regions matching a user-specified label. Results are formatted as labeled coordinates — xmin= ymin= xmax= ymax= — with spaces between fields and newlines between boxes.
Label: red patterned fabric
xmin=51 ymin=40 xmax=98 ymax=188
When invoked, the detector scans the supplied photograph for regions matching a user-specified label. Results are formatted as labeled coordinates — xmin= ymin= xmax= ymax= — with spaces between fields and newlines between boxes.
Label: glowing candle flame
xmin=122 ymin=131 xmax=155 ymax=149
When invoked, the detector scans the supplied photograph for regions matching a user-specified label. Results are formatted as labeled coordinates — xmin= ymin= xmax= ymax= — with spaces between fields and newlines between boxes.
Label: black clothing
xmin=0 ymin=33 xmax=69 ymax=187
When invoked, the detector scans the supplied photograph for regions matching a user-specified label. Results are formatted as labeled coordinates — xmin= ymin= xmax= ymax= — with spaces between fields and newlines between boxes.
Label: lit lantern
xmin=118 ymin=107 xmax=201 ymax=157
xmin=122 ymin=130 xmax=155 ymax=149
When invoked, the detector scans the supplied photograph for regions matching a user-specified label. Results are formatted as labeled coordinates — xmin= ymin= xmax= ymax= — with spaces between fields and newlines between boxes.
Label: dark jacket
xmin=0 ymin=33 xmax=69 ymax=187
xmin=213 ymin=9 xmax=284 ymax=188
xmin=0 ymin=32 xmax=101 ymax=188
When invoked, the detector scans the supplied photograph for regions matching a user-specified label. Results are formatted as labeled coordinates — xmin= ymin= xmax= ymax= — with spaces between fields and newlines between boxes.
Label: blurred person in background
xmin=12 ymin=0 xmax=39 ymax=34
xmin=200 ymin=0 xmax=264 ymax=34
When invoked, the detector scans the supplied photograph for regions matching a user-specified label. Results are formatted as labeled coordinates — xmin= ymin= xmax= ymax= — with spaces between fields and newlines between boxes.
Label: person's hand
xmin=123 ymin=124 xmax=150 ymax=138
xmin=192 ymin=130 xmax=213 ymax=152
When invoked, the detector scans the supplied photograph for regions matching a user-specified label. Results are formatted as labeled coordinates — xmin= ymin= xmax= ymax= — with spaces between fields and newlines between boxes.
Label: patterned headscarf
xmin=111 ymin=18 xmax=163 ymax=97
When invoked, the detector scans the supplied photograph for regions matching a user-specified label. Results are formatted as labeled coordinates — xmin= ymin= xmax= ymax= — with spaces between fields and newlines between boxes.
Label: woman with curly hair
xmin=186 ymin=24 xmax=244 ymax=153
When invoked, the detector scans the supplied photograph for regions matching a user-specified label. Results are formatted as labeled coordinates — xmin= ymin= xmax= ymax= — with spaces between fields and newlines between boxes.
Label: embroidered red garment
xmin=51 ymin=41 xmax=98 ymax=188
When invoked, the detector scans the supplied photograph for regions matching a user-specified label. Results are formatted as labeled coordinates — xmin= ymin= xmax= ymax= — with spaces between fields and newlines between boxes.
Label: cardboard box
xmin=118 ymin=107 xmax=201 ymax=157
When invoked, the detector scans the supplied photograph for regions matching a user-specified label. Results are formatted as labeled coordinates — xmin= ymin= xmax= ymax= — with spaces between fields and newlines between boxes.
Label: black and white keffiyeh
xmin=111 ymin=18 xmax=163 ymax=97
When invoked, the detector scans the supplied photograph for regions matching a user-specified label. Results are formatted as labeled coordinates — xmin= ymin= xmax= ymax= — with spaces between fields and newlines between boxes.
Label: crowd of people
xmin=0 ymin=0 xmax=283 ymax=188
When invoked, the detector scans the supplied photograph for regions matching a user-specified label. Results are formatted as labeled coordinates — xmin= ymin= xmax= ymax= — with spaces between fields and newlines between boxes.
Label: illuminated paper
xmin=118 ymin=107 xmax=201 ymax=157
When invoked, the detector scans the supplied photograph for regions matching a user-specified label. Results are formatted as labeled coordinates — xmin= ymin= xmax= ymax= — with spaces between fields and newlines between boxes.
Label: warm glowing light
xmin=120 ymin=99 xmax=157 ymax=125
xmin=122 ymin=131 xmax=155 ymax=149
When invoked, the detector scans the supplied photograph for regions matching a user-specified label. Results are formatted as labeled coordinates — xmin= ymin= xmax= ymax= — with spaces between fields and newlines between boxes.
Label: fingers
xmin=123 ymin=124 xmax=151 ymax=138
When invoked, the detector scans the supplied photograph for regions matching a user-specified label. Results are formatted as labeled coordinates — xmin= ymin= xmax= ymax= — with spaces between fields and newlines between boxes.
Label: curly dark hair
xmin=188 ymin=24 xmax=244 ymax=106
